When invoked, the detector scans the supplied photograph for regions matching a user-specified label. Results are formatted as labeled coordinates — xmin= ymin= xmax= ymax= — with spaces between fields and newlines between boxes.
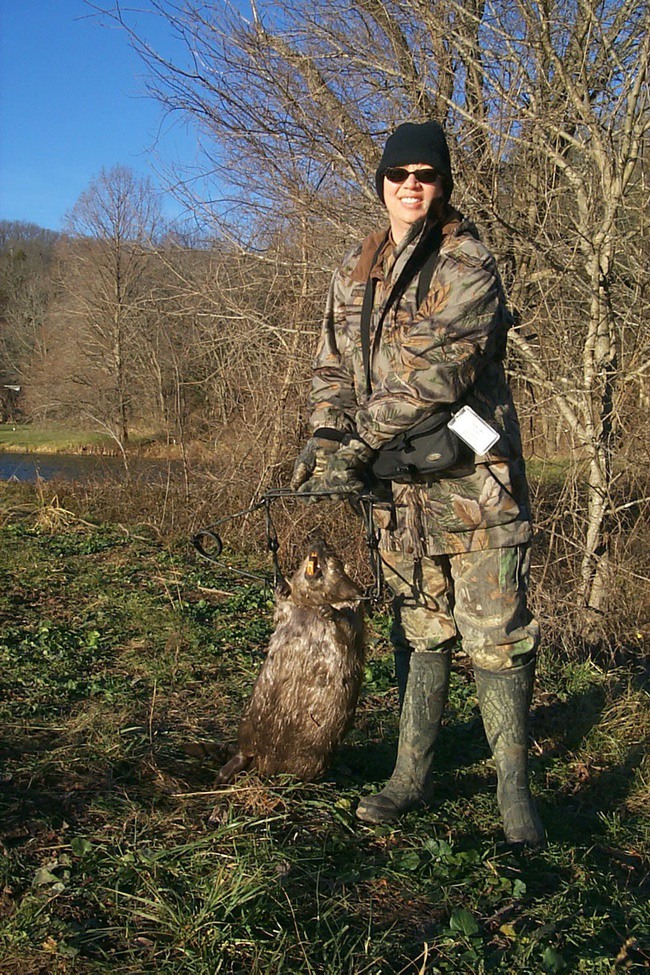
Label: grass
xmin=0 ymin=424 xmax=114 ymax=454
xmin=0 ymin=484 xmax=648 ymax=973
xmin=0 ymin=424 xmax=170 ymax=456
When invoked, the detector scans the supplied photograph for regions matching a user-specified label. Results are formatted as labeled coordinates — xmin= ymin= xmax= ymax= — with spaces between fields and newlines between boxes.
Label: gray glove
xmin=290 ymin=434 xmax=341 ymax=491
xmin=297 ymin=438 xmax=377 ymax=499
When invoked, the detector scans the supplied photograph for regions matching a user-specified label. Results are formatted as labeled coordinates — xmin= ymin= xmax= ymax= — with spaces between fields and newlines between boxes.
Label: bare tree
xmin=148 ymin=220 xmax=326 ymax=490
xmin=0 ymin=221 xmax=58 ymax=389
xmin=51 ymin=166 xmax=164 ymax=448
xmin=100 ymin=0 xmax=649 ymax=630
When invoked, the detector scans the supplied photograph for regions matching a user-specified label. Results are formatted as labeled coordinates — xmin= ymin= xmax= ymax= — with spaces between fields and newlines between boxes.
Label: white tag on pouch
xmin=447 ymin=405 xmax=500 ymax=455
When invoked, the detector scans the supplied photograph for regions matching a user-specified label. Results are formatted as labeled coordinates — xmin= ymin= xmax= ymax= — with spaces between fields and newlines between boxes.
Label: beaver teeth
xmin=306 ymin=552 xmax=320 ymax=577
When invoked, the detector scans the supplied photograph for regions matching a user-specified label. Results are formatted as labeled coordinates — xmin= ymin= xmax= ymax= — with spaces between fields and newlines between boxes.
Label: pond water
xmin=0 ymin=451 xmax=181 ymax=484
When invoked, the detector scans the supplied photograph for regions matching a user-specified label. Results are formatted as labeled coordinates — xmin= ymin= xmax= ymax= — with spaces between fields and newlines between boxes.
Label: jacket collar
xmin=351 ymin=205 xmax=464 ymax=283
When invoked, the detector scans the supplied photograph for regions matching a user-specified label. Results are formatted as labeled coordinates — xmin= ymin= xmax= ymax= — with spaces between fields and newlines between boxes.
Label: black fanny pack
xmin=372 ymin=410 xmax=465 ymax=481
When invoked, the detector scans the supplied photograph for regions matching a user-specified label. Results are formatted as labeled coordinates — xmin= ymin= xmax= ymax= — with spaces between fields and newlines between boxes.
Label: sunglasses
xmin=383 ymin=166 xmax=440 ymax=185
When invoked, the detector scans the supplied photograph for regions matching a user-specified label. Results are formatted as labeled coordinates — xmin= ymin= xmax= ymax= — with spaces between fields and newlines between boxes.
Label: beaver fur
xmin=217 ymin=538 xmax=365 ymax=783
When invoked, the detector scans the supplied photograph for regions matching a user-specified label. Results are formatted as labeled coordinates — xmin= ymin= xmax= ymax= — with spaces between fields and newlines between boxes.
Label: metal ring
xmin=191 ymin=529 xmax=223 ymax=563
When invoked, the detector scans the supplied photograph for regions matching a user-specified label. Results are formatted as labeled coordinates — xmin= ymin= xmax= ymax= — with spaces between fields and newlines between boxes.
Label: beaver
xmin=216 ymin=537 xmax=366 ymax=783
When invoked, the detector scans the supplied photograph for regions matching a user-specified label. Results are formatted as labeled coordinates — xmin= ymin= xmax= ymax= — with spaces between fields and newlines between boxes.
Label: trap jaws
xmin=191 ymin=487 xmax=390 ymax=602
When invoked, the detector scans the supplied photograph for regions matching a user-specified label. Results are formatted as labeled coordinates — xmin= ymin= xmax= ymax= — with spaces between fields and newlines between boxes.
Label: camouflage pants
xmin=380 ymin=544 xmax=540 ymax=672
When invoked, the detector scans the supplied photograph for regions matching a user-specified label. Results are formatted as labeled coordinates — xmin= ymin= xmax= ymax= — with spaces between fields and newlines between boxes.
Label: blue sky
xmin=0 ymin=0 xmax=201 ymax=231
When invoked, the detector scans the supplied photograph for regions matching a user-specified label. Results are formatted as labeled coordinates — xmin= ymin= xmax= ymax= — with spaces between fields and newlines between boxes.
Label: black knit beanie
xmin=375 ymin=120 xmax=453 ymax=203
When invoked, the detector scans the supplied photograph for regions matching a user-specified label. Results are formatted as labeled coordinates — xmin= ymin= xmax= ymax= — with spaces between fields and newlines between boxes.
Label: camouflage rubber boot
xmin=474 ymin=658 xmax=545 ymax=848
xmin=356 ymin=650 xmax=451 ymax=823
xmin=394 ymin=648 xmax=411 ymax=710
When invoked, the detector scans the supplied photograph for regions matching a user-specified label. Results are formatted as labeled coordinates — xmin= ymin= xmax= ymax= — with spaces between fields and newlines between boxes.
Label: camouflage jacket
xmin=307 ymin=208 xmax=532 ymax=556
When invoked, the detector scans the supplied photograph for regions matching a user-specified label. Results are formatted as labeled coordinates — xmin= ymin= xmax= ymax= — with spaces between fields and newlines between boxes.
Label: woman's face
xmin=383 ymin=165 xmax=444 ymax=241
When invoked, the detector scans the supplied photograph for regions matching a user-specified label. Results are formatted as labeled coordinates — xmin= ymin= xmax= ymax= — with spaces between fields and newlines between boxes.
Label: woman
xmin=291 ymin=120 xmax=544 ymax=847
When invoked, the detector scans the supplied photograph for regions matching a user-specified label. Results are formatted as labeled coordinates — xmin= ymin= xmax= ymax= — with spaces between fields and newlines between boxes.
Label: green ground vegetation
xmin=0 ymin=425 xmax=168 ymax=456
xmin=0 ymin=484 xmax=647 ymax=973
xmin=0 ymin=425 xmax=115 ymax=455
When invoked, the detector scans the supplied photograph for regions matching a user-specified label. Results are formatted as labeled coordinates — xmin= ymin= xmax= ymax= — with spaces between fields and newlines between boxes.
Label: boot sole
xmin=356 ymin=794 xmax=425 ymax=823
xmin=355 ymin=804 xmax=402 ymax=824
